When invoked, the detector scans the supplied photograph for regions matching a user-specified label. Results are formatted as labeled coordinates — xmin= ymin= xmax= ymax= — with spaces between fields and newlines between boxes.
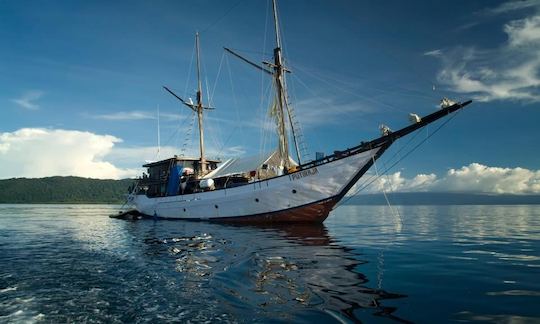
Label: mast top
xmin=223 ymin=0 xmax=302 ymax=168
xmin=272 ymin=0 xmax=282 ymax=50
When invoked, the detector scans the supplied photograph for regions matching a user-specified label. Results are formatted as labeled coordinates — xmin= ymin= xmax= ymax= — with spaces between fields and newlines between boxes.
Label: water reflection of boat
xmin=132 ymin=219 xmax=409 ymax=322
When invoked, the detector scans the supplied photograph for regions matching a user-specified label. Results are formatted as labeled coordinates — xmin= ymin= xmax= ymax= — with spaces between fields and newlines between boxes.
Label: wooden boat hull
xmin=132 ymin=147 xmax=383 ymax=223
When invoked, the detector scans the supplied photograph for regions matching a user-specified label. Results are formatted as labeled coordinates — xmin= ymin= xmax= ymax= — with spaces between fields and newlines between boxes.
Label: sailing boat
xmin=128 ymin=1 xmax=472 ymax=223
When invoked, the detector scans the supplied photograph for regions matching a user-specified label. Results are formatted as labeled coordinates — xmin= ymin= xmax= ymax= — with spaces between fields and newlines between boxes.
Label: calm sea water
xmin=0 ymin=204 xmax=539 ymax=323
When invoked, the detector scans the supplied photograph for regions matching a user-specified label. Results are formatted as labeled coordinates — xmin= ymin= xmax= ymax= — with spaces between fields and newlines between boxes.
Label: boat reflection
xmin=130 ymin=218 xmax=409 ymax=322
xmin=237 ymin=223 xmax=409 ymax=322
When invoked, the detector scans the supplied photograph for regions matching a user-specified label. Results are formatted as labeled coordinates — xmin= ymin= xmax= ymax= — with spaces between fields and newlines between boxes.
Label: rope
xmin=373 ymin=156 xmax=403 ymax=226
xmin=210 ymin=53 xmax=226 ymax=103
xmin=335 ymin=128 xmax=423 ymax=205
xmin=181 ymin=112 xmax=196 ymax=156
xmin=183 ymin=43 xmax=196 ymax=99
xmin=338 ymin=109 xmax=461 ymax=205
xmin=206 ymin=53 xmax=227 ymax=159
xmin=290 ymin=62 xmax=406 ymax=114
xmin=199 ymin=0 xmax=246 ymax=34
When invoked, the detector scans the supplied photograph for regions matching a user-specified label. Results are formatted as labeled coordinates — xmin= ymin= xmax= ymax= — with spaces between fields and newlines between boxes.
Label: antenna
xmin=157 ymin=104 xmax=161 ymax=158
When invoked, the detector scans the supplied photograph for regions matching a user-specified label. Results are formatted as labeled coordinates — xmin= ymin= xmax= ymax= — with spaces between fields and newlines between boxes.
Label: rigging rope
xmin=373 ymin=156 xmax=403 ymax=227
xmin=349 ymin=128 xmax=425 ymax=196
xmin=210 ymin=53 xmax=226 ymax=103
xmin=180 ymin=111 xmax=196 ymax=156
xmin=338 ymin=109 xmax=462 ymax=206
xmin=220 ymin=55 xmax=249 ymax=158
xmin=183 ymin=43 xmax=196 ymax=99
xmin=206 ymin=53 xmax=227 ymax=159
xmin=290 ymin=62 xmax=406 ymax=114
xmin=199 ymin=0 xmax=246 ymax=34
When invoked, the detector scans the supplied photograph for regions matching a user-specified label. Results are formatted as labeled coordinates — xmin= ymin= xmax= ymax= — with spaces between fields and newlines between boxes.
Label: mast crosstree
xmin=225 ymin=0 xmax=303 ymax=169
xmin=164 ymin=32 xmax=214 ymax=176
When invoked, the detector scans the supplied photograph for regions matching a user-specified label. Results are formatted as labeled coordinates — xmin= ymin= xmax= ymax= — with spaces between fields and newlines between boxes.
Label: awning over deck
xmin=203 ymin=151 xmax=297 ymax=179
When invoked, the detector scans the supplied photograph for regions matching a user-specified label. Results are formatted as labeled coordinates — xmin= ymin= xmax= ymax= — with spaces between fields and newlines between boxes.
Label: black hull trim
xmin=334 ymin=142 xmax=392 ymax=204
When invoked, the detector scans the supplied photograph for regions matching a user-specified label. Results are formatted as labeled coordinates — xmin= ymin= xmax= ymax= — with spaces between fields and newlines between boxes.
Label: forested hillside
xmin=0 ymin=177 xmax=135 ymax=203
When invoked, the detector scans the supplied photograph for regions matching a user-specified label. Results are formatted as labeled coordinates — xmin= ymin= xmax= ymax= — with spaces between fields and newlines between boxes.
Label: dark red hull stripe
xmin=144 ymin=197 xmax=338 ymax=223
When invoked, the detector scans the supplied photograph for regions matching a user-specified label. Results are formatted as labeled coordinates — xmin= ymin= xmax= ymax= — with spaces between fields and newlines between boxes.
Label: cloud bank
xmin=0 ymin=128 xmax=246 ymax=180
xmin=427 ymin=3 xmax=540 ymax=102
xmin=369 ymin=163 xmax=540 ymax=194
xmin=0 ymin=128 xmax=138 ymax=179
xmin=1 ymin=128 xmax=538 ymax=194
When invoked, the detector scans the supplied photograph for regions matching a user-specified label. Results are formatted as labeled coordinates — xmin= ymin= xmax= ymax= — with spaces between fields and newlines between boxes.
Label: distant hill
xmin=1 ymin=177 xmax=539 ymax=205
xmin=344 ymin=192 xmax=540 ymax=205
xmin=0 ymin=176 xmax=135 ymax=204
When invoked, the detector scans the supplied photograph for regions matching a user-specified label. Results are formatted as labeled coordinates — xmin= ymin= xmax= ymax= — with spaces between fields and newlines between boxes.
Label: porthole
xmin=215 ymin=205 xmax=219 ymax=209
xmin=255 ymin=198 xmax=259 ymax=202
xmin=183 ymin=208 xmax=186 ymax=212
xmin=292 ymin=189 xmax=297 ymax=194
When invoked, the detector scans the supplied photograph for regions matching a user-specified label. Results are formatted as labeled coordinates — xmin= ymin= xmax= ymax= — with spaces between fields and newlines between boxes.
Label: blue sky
xmin=1 ymin=0 xmax=540 ymax=193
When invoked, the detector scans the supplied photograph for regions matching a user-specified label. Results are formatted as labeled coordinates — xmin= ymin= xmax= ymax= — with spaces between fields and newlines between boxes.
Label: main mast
xmin=271 ymin=0 xmax=302 ymax=169
xmin=195 ymin=32 xmax=206 ymax=175
xmin=223 ymin=0 xmax=302 ymax=168
xmin=271 ymin=0 xmax=291 ymax=169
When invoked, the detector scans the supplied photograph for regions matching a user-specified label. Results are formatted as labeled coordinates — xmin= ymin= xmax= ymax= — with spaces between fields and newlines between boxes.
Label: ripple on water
xmin=0 ymin=204 xmax=539 ymax=322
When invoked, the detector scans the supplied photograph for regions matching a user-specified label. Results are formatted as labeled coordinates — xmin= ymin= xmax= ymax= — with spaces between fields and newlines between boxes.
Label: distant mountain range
xmin=344 ymin=192 xmax=540 ymax=205
xmin=1 ymin=177 xmax=539 ymax=205
xmin=0 ymin=176 xmax=134 ymax=204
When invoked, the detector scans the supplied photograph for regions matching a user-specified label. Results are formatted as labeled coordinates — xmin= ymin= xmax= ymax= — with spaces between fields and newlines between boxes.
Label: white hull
xmin=132 ymin=147 xmax=381 ymax=221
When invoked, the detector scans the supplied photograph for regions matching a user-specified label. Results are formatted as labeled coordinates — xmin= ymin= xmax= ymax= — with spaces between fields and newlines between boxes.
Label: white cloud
xmin=429 ymin=12 xmax=540 ymax=102
xmin=0 ymin=128 xmax=138 ymax=179
xmin=0 ymin=127 xmax=248 ymax=180
xmin=485 ymin=0 xmax=540 ymax=15
xmin=505 ymin=14 xmax=540 ymax=47
xmin=294 ymin=97 xmax=374 ymax=127
xmin=11 ymin=90 xmax=44 ymax=110
xmin=423 ymin=49 xmax=443 ymax=57
xmin=367 ymin=163 xmax=540 ymax=194
xmin=367 ymin=172 xmax=437 ymax=193
xmin=90 ymin=110 xmax=185 ymax=121
xmin=92 ymin=111 xmax=156 ymax=121
xmin=435 ymin=163 xmax=540 ymax=194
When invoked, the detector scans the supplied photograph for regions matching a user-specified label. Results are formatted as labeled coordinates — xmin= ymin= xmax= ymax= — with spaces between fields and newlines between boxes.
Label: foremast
xmin=195 ymin=32 xmax=206 ymax=175
xmin=164 ymin=32 xmax=213 ymax=177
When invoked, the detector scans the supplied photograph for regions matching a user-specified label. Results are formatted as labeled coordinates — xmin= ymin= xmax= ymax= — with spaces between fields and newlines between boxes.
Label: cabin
xmin=139 ymin=156 xmax=220 ymax=197
xmin=135 ymin=151 xmax=298 ymax=198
